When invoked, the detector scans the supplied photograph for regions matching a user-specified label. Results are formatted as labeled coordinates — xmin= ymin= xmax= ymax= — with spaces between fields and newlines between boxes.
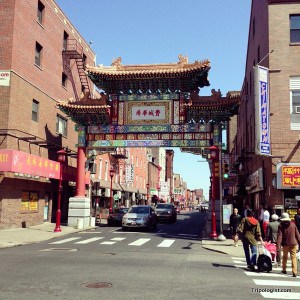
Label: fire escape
xmin=62 ymin=39 xmax=91 ymax=101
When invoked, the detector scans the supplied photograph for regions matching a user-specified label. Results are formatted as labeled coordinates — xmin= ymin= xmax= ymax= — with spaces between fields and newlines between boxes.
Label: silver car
xmin=122 ymin=205 xmax=157 ymax=231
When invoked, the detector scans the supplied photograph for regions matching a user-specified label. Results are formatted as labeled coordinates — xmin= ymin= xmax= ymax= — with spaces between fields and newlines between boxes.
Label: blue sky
xmin=56 ymin=0 xmax=252 ymax=199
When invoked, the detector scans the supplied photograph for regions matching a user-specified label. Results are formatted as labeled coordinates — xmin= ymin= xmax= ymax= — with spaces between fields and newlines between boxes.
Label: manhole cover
xmin=81 ymin=282 xmax=112 ymax=289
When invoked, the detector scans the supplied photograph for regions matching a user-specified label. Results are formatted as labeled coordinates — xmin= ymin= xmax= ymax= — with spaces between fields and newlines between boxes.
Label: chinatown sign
xmin=276 ymin=163 xmax=300 ymax=189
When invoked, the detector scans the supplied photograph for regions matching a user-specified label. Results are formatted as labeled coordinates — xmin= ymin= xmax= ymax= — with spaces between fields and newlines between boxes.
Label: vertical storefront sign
xmin=254 ymin=66 xmax=271 ymax=155
xmin=0 ymin=70 xmax=10 ymax=86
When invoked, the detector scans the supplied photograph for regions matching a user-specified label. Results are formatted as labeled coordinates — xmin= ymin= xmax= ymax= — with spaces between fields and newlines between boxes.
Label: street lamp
xmin=157 ymin=185 xmax=161 ymax=202
xmin=54 ymin=149 xmax=67 ymax=232
xmin=109 ymin=167 xmax=115 ymax=214
xmin=146 ymin=183 xmax=150 ymax=204
xmin=208 ymin=145 xmax=219 ymax=238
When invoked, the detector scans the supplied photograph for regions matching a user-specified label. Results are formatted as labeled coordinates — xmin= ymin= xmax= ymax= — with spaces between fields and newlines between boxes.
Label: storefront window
xmin=21 ymin=191 xmax=38 ymax=211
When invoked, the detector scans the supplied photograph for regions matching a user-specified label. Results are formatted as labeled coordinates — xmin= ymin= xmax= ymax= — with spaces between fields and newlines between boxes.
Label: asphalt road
xmin=0 ymin=211 xmax=299 ymax=300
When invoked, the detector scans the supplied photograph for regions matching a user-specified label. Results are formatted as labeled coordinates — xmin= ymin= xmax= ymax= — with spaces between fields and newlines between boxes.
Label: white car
xmin=122 ymin=205 xmax=157 ymax=231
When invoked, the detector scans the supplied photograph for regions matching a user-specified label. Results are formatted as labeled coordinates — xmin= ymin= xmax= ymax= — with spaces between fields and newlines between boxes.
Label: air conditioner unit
xmin=295 ymin=106 xmax=300 ymax=113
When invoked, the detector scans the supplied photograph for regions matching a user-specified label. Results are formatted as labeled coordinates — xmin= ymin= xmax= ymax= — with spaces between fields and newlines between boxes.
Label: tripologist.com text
xmin=251 ymin=288 xmax=292 ymax=293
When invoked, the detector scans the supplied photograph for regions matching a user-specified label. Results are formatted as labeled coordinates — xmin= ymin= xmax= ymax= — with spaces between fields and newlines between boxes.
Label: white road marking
xmin=253 ymin=280 xmax=300 ymax=287
xmin=157 ymin=239 xmax=175 ymax=248
xmin=75 ymin=237 xmax=104 ymax=244
xmin=111 ymin=237 xmax=126 ymax=241
xmin=101 ymin=241 xmax=116 ymax=245
xmin=49 ymin=237 xmax=81 ymax=244
xmin=244 ymin=272 xmax=287 ymax=277
xmin=233 ymin=260 xmax=245 ymax=264
xmin=128 ymin=238 xmax=151 ymax=246
xmin=260 ymin=292 xmax=300 ymax=299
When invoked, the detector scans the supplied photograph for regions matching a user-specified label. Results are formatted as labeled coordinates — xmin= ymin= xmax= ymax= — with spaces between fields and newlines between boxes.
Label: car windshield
xmin=156 ymin=204 xmax=173 ymax=209
xmin=156 ymin=204 xmax=172 ymax=209
xmin=118 ymin=208 xmax=129 ymax=214
xmin=128 ymin=206 xmax=149 ymax=214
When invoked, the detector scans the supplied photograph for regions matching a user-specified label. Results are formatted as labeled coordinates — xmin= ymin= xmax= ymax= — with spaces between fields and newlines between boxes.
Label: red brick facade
xmin=232 ymin=0 xmax=300 ymax=216
xmin=0 ymin=0 xmax=95 ymax=229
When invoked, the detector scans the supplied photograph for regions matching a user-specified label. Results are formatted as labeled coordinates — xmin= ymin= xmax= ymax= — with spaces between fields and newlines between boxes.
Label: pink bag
xmin=264 ymin=241 xmax=276 ymax=254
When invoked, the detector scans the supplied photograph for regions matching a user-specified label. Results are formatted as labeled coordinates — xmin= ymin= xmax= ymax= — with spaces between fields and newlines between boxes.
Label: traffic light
xmin=223 ymin=162 xmax=229 ymax=179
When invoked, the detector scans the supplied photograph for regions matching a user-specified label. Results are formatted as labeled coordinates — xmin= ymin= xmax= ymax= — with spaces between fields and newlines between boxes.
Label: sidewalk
xmin=0 ymin=221 xmax=103 ymax=249
xmin=201 ymin=237 xmax=245 ymax=257
xmin=0 ymin=221 xmax=245 ymax=257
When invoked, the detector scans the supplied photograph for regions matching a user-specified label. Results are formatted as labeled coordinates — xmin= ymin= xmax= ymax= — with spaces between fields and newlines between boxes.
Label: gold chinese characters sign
xmin=277 ymin=163 xmax=300 ymax=189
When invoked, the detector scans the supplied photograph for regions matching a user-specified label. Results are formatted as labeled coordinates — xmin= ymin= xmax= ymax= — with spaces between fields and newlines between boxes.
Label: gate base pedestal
xmin=68 ymin=196 xmax=90 ymax=228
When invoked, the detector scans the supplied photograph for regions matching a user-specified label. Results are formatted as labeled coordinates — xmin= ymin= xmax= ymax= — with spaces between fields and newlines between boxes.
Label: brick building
xmin=232 ymin=0 xmax=300 ymax=218
xmin=0 ymin=0 xmax=95 ymax=228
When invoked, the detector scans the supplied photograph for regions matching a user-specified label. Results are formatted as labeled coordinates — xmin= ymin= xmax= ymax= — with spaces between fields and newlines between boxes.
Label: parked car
xmin=122 ymin=205 xmax=157 ymax=231
xmin=107 ymin=207 xmax=129 ymax=226
xmin=155 ymin=203 xmax=177 ymax=223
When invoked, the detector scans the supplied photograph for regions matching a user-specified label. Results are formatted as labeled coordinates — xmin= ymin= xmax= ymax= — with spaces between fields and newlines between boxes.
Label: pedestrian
xmin=266 ymin=214 xmax=281 ymax=266
xmin=237 ymin=209 xmax=264 ymax=271
xmin=244 ymin=204 xmax=250 ymax=218
xmin=230 ymin=208 xmax=241 ymax=247
xmin=258 ymin=204 xmax=268 ymax=239
xmin=294 ymin=208 xmax=300 ymax=234
xmin=276 ymin=212 xmax=300 ymax=278
xmin=262 ymin=208 xmax=270 ymax=238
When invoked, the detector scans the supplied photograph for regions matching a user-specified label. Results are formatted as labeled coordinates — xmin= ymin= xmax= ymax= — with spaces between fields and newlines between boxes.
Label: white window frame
xmin=56 ymin=114 xmax=67 ymax=136
xmin=290 ymin=77 xmax=300 ymax=130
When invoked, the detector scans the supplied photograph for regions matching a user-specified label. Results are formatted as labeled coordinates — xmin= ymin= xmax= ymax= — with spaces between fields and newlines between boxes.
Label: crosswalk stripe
xmin=157 ymin=239 xmax=175 ymax=248
xmin=128 ymin=238 xmax=151 ymax=246
xmin=244 ymin=271 xmax=287 ymax=277
xmin=253 ymin=280 xmax=300 ymax=287
xmin=75 ymin=237 xmax=104 ymax=244
xmin=101 ymin=241 xmax=116 ymax=245
xmin=49 ymin=237 xmax=81 ymax=244
xmin=111 ymin=237 xmax=126 ymax=241
xmin=260 ymin=292 xmax=300 ymax=299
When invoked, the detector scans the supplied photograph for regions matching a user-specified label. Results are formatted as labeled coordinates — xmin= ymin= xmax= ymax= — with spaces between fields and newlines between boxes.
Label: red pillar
xmin=76 ymin=146 xmax=86 ymax=197
xmin=210 ymin=159 xmax=217 ymax=238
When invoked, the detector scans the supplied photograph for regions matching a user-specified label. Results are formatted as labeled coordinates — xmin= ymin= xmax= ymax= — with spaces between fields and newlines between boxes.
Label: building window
xmin=32 ymin=100 xmax=39 ymax=122
xmin=37 ymin=1 xmax=45 ymax=24
xmin=98 ymin=159 xmax=102 ymax=180
xmin=290 ymin=15 xmax=300 ymax=43
xmin=62 ymin=72 xmax=67 ymax=88
xmin=105 ymin=161 xmax=108 ymax=181
xmin=21 ymin=191 xmax=38 ymax=211
xmin=82 ymin=53 xmax=87 ymax=68
xmin=35 ymin=42 xmax=43 ymax=67
xmin=56 ymin=114 xmax=67 ymax=136
xmin=63 ymin=31 xmax=69 ymax=50
xmin=290 ymin=77 xmax=300 ymax=130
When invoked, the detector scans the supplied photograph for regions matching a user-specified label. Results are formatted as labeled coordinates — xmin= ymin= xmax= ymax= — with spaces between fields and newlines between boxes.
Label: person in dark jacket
xmin=276 ymin=212 xmax=300 ymax=277
xmin=295 ymin=208 xmax=300 ymax=234
xmin=230 ymin=208 xmax=241 ymax=247
xmin=266 ymin=214 xmax=281 ymax=266
xmin=237 ymin=209 xmax=264 ymax=271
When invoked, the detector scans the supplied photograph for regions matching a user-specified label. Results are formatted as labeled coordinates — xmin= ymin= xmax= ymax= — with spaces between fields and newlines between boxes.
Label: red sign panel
xmin=0 ymin=149 xmax=90 ymax=183
xmin=282 ymin=166 xmax=300 ymax=187
xmin=0 ymin=149 xmax=60 ymax=179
